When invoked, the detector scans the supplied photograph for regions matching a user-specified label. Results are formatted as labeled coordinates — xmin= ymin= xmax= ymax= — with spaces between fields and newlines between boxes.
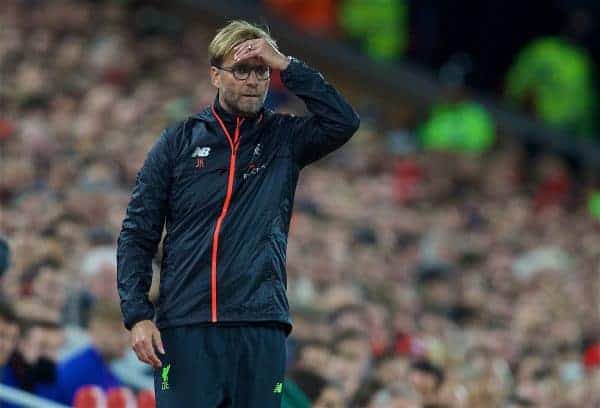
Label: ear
xmin=209 ymin=66 xmax=220 ymax=88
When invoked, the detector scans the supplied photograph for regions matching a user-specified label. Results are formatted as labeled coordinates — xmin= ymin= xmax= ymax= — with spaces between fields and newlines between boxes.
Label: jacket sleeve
xmin=116 ymin=124 xmax=177 ymax=330
xmin=280 ymin=57 xmax=360 ymax=168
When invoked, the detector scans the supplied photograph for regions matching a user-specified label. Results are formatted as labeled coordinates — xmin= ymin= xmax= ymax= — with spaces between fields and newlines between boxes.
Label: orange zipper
xmin=210 ymin=106 xmax=244 ymax=322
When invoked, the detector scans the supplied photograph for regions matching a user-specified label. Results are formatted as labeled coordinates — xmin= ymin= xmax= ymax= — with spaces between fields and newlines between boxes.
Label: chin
xmin=238 ymin=104 xmax=263 ymax=116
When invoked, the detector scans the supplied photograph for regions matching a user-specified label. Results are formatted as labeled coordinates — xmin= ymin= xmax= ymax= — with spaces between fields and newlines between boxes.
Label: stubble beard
xmin=222 ymin=90 xmax=266 ymax=117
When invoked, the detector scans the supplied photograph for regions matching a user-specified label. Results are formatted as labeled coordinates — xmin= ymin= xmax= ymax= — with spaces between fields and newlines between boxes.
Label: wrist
xmin=131 ymin=318 xmax=150 ymax=330
xmin=276 ymin=55 xmax=291 ymax=71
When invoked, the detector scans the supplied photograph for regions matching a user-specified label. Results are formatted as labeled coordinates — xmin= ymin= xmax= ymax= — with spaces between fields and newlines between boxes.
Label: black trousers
xmin=154 ymin=323 xmax=287 ymax=407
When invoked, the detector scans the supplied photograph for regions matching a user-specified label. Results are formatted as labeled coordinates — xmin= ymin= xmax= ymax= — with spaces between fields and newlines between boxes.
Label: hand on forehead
xmin=224 ymin=52 xmax=262 ymax=66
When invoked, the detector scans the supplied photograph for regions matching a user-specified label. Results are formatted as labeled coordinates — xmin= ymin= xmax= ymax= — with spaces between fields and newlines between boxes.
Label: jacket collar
xmin=192 ymin=93 xmax=267 ymax=128
xmin=213 ymin=94 xmax=245 ymax=124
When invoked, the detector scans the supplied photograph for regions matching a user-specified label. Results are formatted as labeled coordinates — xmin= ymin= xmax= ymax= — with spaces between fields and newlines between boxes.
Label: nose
xmin=245 ymin=70 xmax=259 ymax=85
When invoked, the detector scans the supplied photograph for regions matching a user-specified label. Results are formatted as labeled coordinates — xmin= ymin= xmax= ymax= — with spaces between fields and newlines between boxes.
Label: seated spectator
xmin=349 ymin=377 xmax=383 ymax=408
xmin=409 ymin=359 xmax=445 ymax=405
xmin=329 ymin=328 xmax=372 ymax=397
xmin=294 ymin=338 xmax=332 ymax=374
xmin=313 ymin=381 xmax=345 ymax=407
xmin=65 ymin=245 xmax=119 ymax=327
xmin=52 ymin=300 xmax=129 ymax=406
xmin=17 ymin=257 xmax=68 ymax=323
xmin=288 ymin=368 xmax=328 ymax=405
xmin=0 ymin=300 xmax=20 ymax=369
xmin=1 ymin=318 xmax=65 ymax=406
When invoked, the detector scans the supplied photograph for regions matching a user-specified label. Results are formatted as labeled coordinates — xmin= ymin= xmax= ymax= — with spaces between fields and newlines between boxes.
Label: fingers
xmin=233 ymin=39 xmax=255 ymax=53
xmin=233 ymin=39 xmax=262 ymax=62
xmin=232 ymin=39 xmax=284 ymax=68
xmin=234 ymin=48 xmax=259 ymax=62
xmin=132 ymin=332 xmax=162 ymax=368
xmin=153 ymin=329 xmax=165 ymax=355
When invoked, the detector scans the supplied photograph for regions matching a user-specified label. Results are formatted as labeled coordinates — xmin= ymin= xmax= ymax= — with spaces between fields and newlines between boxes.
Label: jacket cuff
xmin=280 ymin=56 xmax=311 ymax=88
xmin=122 ymin=300 xmax=155 ymax=330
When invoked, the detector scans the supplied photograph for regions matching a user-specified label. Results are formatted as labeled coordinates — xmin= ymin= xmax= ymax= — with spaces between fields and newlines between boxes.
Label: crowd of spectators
xmin=265 ymin=0 xmax=600 ymax=138
xmin=1 ymin=1 xmax=600 ymax=407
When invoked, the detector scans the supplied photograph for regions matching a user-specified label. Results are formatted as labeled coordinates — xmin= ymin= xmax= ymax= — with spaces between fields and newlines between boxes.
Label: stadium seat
xmin=136 ymin=389 xmax=156 ymax=408
xmin=73 ymin=385 xmax=106 ymax=408
xmin=106 ymin=387 xmax=136 ymax=408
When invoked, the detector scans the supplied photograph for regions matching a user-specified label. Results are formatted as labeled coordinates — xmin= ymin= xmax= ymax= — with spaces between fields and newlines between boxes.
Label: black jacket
xmin=117 ymin=57 xmax=360 ymax=336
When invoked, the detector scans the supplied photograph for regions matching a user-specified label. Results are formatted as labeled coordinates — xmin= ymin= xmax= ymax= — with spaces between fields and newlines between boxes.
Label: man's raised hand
xmin=232 ymin=38 xmax=290 ymax=71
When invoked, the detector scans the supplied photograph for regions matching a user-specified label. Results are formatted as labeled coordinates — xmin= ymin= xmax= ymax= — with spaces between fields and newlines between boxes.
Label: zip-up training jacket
xmin=116 ymin=57 xmax=360 ymax=336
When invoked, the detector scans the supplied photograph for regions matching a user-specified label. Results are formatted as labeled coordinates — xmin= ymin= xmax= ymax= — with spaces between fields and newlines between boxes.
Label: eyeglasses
xmin=214 ymin=63 xmax=271 ymax=81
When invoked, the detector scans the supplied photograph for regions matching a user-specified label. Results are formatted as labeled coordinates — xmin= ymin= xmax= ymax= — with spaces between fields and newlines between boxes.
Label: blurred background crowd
xmin=1 ymin=0 xmax=600 ymax=407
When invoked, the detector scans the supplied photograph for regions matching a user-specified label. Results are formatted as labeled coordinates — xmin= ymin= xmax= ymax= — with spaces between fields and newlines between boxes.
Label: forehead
xmin=30 ymin=326 xmax=62 ymax=340
xmin=221 ymin=52 xmax=263 ymax=66
xmin=303 ymin=344 xmax=329 ymax=356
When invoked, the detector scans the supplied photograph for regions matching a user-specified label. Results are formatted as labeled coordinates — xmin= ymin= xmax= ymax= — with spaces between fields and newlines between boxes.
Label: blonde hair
xmin=208 ymin=20 xmax=278 ymax=66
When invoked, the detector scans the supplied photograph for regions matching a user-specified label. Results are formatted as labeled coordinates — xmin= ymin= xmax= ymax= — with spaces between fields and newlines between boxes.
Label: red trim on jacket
xmin=209 ymin=104 xmax=245 ymax=322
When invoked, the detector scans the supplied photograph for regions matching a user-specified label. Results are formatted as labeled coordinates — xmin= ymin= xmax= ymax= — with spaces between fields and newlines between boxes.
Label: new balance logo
xmin=273 ymin=381 xmax=283 ymax=394
xmin=192 ymin=146 xmax=211 ymax=158
xmin=192 ymin=146 xmax=210 ymax=169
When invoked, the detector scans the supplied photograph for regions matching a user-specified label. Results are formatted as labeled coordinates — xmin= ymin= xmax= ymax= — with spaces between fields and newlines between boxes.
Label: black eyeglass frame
xmin=213 ymin=63 xmax=271 ymax=81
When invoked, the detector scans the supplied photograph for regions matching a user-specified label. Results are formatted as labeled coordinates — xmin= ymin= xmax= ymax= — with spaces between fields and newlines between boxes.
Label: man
xmin=1 ymin=318 xmax=64 ymax=406
xmin=117 ymin=19 xmax=360 ymax=407
xmin=17 ymin=257 xmax=68 ymax=323
xmin=409 ymin=359 xmax=445 ymax=405
xmin=52 ymin=301 xmax=129 ymax=406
